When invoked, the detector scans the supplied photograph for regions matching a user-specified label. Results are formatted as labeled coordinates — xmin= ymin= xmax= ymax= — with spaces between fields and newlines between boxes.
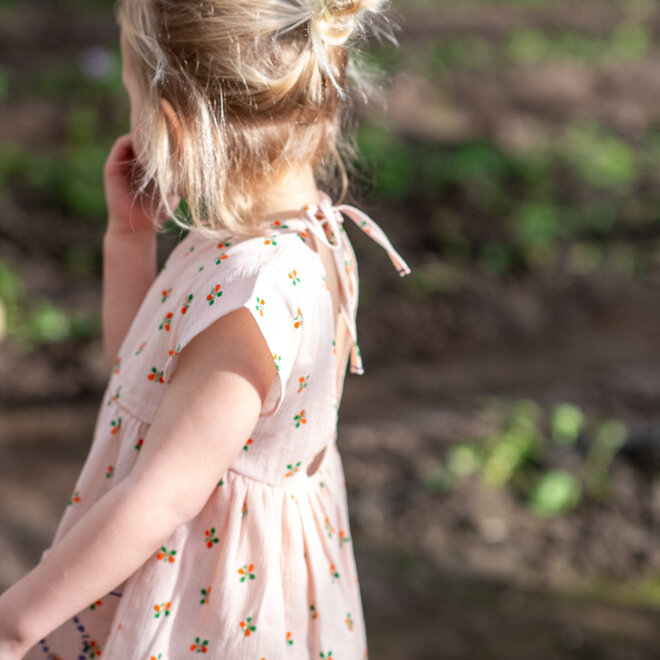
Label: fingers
xmin=104 ymin=134 xmax=137 ymax=177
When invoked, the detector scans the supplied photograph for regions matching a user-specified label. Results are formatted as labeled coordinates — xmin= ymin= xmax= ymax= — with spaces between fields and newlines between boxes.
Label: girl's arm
xmin=101 ymin=134 xmax=171 ymax=368
xmin=0 ymin=306 xmax=277 ymax=656
xmin=102 ymin=227 xmax=156 ymax=367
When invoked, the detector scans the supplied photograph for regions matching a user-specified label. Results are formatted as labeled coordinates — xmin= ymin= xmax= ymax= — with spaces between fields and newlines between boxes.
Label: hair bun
xmin=313 ymin=0 xmax=359 ymax=46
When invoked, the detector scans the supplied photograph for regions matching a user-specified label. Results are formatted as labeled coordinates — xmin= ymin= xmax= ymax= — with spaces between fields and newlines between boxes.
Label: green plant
xmin=529 ymin=468 xmax=581 ymax=516
xmin=431 ymin=399 xmax=629 ymax=518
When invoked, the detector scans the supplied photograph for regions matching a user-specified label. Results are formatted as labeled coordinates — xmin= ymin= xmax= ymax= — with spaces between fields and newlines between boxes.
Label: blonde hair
xmin=116 ymin=0 xmax=390 ymax=239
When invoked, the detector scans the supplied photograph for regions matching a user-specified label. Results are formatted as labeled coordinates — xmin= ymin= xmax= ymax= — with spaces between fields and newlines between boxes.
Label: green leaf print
xmin=154 ymin=601 xmax=171 ymax=618
xmin=293 ymin=410 xmax=307 ymax=428
xmin=206 ymin=284 xmax=223 ymax=305
xmin=238 ymin=616 xmax=257 ymax=637
xmin=238 ymin=563 xmax=255 ymax=582
xmin=285 ymin=461 xmax=301 ymax=478
xmin=181 ymin=293 xmax=194 ymax=315
xmin=190 ymin=636 xmax=209 ymax=653
xmin=204 ymin=527 xmax=219 ymax=548
xmin=83 ymin=640 xmax=102 ymax=658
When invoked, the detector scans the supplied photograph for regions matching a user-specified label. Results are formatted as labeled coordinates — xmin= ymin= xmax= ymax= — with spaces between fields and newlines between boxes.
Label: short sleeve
xmin=162 ymin=251 xmax=303 ymax=418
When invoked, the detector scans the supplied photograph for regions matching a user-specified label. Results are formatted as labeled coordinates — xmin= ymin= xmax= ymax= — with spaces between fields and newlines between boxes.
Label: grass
xmin=422 ymin=398 xmax=630 ymax=517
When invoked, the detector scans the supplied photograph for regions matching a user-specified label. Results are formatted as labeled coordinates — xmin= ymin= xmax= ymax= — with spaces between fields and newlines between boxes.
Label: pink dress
xmin=25 ymin=194 xmax=410 ymax=660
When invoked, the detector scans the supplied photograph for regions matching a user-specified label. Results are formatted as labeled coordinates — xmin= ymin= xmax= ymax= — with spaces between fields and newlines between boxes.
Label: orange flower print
xmin=285 ymin=461 xmax=301 ymax=478
xmin=89 ymin=599 xmax=102 ymax=610
xmin=310 ymin=604 xmax=318 ymax=619
xmin=239 ymin=616 xmax=257 ymax=637
xmin=110 ymin=416 xmax=122 ymax=435
xmin=150 ymin=655 xmax=162 ymax=660
xmin=217 ymin=238 xmax=232 ymax=249
xmin=134 ymin=438 xmax=144 ymax=451
xmin=272 ymin=219 xmax=289 ymax=229
xmin=135 ymin=341 xmax=147 ymax=356
xmin=241 ymin=501 xmax=248 ymax=519
xmin=264 ymin=235 xmax=278 ymax=246
xmin=294 ymin=409 xmax=306 ymax=427
xmin=322 ymin=274 xmax=329 ymax=289
xmin=161 ymin=288 xmax=172 ymax=302
xmin=181 ymin=293 xmax=194 ymax=314
xmin=346 ymin=611 xmax=354 ymax=631
xmin=112 ymin=355 xmax=121 ymax=374
xmin=320 ymin=652 xmax=334 ymax=659
xmin=298 ymin=230 xmax=308 ymax=243
xmin=339 ymin=530 xmax=351 ymax=547
xmin=330 ymin=563 xmax=340 ymax=581
xmin=288 ymin=269 xmax=300 ymax=285
xmin=148 ymin=367 xmax=165 ymax=383
xmin=324 ymin=517 xmax=334 ymax=538
xmin=169 ymin=344 xmax=182 ymax=358
xmin=83 ymin=641 xmax=102 ymax=658
xmin=243 ymin=437 xmax=253 ymax=451
xmin=154 ymin=601 xmax=171 ymax=619
xmin=190 ymin=636 xmax=209 ymax=653
xmin=286 ymin=631 xmax=294 ymax=645
xmin=200 ymin=586 xmax=211 ymax=604
xmin=238 ymin=563 xmax=255 ymax=582
xmin=332 ymin=339 xmax=336 ymax=355
xmin=206 ymin=284 xmax=223 ymax=305
xmin=293 ymin=307 xmax=303 ymax=328
xmin=105 ymin=465 xmax=114 ymax=479
xmin=106 ymin=385 xmax=121 ymax=406
xmin=255 ymin=296 xmax=265 ymax=316
xmin=204 ymin=527 xmax=219 ymax=548
xmin=360 ymin=219 xmax=371 ymax=235
xmin=157 ymin=547 xmax=177 ymax=563
xmin=273 ymin=353 xmax=281 ymax=371
xmin=68 ymin=490 xmax=80 ymax=505
xmin=159 ymin=312 xmax=173 ymax=331
xmin=297 ymin=375 xmax=309 ymax=393
xmin=216 ymin=252 xmax=228 ymax=265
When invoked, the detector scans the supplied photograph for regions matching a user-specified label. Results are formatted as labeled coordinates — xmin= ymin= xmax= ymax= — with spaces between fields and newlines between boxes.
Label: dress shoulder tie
xmin=297 ymin=193 xmax=411 ymax=375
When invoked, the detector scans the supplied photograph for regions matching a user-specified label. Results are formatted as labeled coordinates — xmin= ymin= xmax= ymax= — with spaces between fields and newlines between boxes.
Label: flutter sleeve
xmin=162 ymin=243 xmax=303 ymax=417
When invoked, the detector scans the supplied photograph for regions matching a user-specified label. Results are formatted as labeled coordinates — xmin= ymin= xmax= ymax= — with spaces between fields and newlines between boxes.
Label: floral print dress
xmin=25 ymin=193 xmax=410 ymax=660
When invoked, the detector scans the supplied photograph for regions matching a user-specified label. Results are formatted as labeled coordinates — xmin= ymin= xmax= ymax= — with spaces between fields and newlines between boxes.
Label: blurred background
xmin=1 ymin=0 xmax=660 ymax=658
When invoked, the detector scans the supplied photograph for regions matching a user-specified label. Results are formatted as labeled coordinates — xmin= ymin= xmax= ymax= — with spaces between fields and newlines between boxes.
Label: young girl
xmin=0 ymin=0 xmax=409 ymax=657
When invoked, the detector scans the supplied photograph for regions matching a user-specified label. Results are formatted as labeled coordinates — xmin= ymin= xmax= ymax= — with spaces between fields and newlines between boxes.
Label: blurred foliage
xmin=0 ymin=259 xmax=99 ymax=347
xmin=421 ymin=399 xmax=630 ymax=517
xmin=357 ymin=116 xmax=660 ymax=283
xmin=506 ymin=24 xmax=651 ymax=66
xmin=2 ymin=0 xmax=660 ymax=341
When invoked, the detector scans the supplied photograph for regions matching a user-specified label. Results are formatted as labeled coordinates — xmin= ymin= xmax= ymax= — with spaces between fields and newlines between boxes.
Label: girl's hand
xmin=103 ymin=134 xmax=178 ymax=237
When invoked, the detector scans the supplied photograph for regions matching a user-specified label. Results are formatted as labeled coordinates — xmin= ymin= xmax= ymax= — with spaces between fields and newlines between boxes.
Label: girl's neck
xmin=260 ymin=163 xmax=322 ymax=224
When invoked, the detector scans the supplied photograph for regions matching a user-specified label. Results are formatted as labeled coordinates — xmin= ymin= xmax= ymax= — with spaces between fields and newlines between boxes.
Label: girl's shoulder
xmin=167 ymin=219 xmax=315 ymax=280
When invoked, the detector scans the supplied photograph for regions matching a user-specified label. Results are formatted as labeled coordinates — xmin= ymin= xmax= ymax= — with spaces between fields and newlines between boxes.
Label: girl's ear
xmin=160 ymin=97 xmax=183 ymax=153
